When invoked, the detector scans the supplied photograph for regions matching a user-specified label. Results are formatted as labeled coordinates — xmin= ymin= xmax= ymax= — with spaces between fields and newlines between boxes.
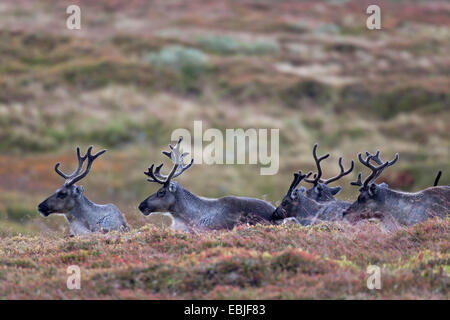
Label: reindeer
xmin=138 ymin=137 xmax=275 ymax=231
xmin=271 ymin=170 xmax=351 ymax=225
xmin=303 ymin=144 xmax=354 ymax=202
xmin=37 ymin=146 xmax=128 ymax=236
xmin=343 ymin=151 xmax=450 ymax=228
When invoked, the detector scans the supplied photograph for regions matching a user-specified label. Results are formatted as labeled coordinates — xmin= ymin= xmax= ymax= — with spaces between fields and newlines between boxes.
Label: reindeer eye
xmin=282 ymin=200 xmax=288 ymax=207
xmin=57 ymin=191 xmax=67 ymax=199
xmin=157 ymin=190 xmax=166 ymax=197
xmin=357 ymin=194 xmax=366 ymax=203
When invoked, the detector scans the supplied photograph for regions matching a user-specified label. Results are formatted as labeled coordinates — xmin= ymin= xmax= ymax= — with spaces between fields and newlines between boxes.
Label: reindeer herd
xmin=37 ymin=138 xmax=449 ymax=236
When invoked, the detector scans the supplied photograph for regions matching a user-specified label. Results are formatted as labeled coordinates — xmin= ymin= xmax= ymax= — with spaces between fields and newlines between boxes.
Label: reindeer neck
xmin=170 ymin=187 xmax=219 ymax=225
xmin=68 ymin=194 xmax=103 ymax=225
xmin=296 ymin=195 xmax=324 ymax=218
xmin=303 ymin=195 xmax=322 ymax=210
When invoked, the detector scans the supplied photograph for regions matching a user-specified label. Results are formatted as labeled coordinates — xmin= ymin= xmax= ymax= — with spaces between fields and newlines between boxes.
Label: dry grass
xmin=0 ymin=218 xmax=448 ymax=299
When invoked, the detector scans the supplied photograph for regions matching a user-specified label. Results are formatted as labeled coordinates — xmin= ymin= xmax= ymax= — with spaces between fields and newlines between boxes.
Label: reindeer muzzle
xmin=271 ymin=207 xmax=287 ymax=221
xmin=37 ymin=202 xmax=51 ymax=217
xmin=138 ymin=201 xmax=152 ymax=216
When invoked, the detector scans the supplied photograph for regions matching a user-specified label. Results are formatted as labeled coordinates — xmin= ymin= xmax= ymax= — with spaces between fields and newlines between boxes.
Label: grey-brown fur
xmin=343 ymin=152 xmax=450 ymax=228
xmin=138 ymin=137 xmax=274 ymax=231
xmin=271 ymin=171 xmax=350 ymax=225
xmin=37 ymin=146 xmax=128 ymax=236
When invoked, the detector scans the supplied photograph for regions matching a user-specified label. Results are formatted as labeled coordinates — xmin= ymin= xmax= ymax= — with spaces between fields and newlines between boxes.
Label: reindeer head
xmin=343 ymin=151 xmax=399 ymax=222
xmin=138 ymin=137 xmax=193 ymax=216
xmin=271 ymin=171 xmax=313 ymax=221
xmin=37 ymin=146 xmax=106 ymax=216
xmin=303 ymin=144 xmax=354 ymax=202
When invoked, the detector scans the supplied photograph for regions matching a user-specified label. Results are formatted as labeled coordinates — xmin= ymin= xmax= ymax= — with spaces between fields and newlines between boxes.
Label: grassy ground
xmin=0 ymin=218 xmax=448 ymax=299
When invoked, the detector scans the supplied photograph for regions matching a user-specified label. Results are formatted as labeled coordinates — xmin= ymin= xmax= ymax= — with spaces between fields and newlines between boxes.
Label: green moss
xmin=142 ymin=45 xmax=211 ymax=94
xmin=60 ymin=250 xmax=90 ymax=263
xmin=339 ymin=86 xmax=450 ymax=119
xmin=61 ymin=60 xmax=156 ymax=89
xmin=369 ymin=88 xmax=449 ymax=119
xmin=0 ymin=258 xmax=37 ymax=269
xmin=143 ymin=45 xmax=209 ymax=69
xmin=196 ymin=35 xmax=279 ymax=55
xmin=0 ymin=220 xmax=36 ymax=237
xmin=83 ymin=119 xmax=139 ymax=147
xmin=402 ymin=163 xmax=450 ymax=190
xmin=281 ymin=80 xmax=333 ymax=108
xmin=5 ymin=204 xmax=34 ymax=222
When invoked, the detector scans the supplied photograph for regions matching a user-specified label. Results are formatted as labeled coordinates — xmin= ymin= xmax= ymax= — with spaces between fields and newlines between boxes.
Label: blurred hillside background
xmin=0 ymin=0 xmax=448 ymax=236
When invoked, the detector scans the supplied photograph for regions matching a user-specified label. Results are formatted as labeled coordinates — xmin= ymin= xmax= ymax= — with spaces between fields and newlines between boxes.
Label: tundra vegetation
xmin=0 ymin=0 xmax=449 ymax=299
xmin=0 ymin=220 xmax=448 ymax=299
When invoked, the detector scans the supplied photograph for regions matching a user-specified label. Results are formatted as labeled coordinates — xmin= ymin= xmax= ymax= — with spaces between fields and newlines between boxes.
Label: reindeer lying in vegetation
xmin=37 ymin=146 xmax=128 ymax=236
xmin=343 ymin=151 xmax=450 ymax=228
xmin=303 ymin=144 xmax=354 ymax=202
xmin=138 ymin=137 xmax=275 ymax=231
xmin=271 ymin=170 xmax=352 ymax=225
xmin=271 ymin=144 xmax=353 ymax=225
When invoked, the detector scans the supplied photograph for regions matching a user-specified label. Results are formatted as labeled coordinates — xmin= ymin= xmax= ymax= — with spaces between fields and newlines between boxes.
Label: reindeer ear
xmin=289 ymin=190 xmax=297 ymax=200
xmin=378 ymin=182 xmax=389 ymax=188
xmin=168 ymin=182 xmax=176 ymax=193
xmin=315 ymin=184 xmax=323 ymax=194
xmin=368 ymin=183 xmax=378 ymax=196
xmin=74 ymin=185 xmax=84 ymax=195
xmin=329 ymin=186 xmax=342 ymax=195
xmin=298 ymin=186 xmax=306 ymax=194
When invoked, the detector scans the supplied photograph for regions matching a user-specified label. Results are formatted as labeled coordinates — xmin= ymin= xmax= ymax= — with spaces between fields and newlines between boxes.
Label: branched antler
xmin=304 ymin=144 xmax=353 ymax=186
xmin=54 ymin=146 xmax=106 ymax=186
xmin=144 ymin=164 xmax=166 ymax=184
xmin=322 ymin=157 xmax=354 ymax=185
xmin=145 ymin=137 xmax=193 ymax=186
xmin=366 ymin=151 xmax=382 ymax=165
xmin=304 ymin=144 xmax=330 ymax=186
xmin=352 ymin=151 xmax=399 ymax=190
xmin=366 ymin=151 xmax=387 ymax=182
xmin=350 ymin=173 xmax=363 ymax=187
xmin=287 ymin=170 xmax=312 ymax=195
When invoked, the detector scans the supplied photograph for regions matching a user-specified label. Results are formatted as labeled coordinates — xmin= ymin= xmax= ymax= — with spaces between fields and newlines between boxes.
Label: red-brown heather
xmin=0 ymin=219 xmax=448 ymax=299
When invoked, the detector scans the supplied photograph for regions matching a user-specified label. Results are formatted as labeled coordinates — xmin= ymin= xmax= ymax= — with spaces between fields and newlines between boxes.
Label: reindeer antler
xmin=350 ymin=151 xmax=382 ymax=186
xmin=144 ymin=137 xmax=193 ymax=186
xmin=366 ymin=151 xmax=382 ymax=165
xmin=350 ymin=173 xmax=363 ymax=187
xmin=434 ymin=170 xmax=442 ymax=187
xmin=365 ymin=150 xmax=385 ymax=182
xmin=55 ymin=146 xmax=106 ymax=186
xmin=304 ymin=144 xmax=353 ymax=186
xmin=322 ymin=157 xmax=354 ymax=185
xmin=352 ymin=151 xmax=399 ymax=190
xmin=304 ymin=144 xmax=330 ymax=186
xmin=287 ymin=170 xmax=312 ymax=195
